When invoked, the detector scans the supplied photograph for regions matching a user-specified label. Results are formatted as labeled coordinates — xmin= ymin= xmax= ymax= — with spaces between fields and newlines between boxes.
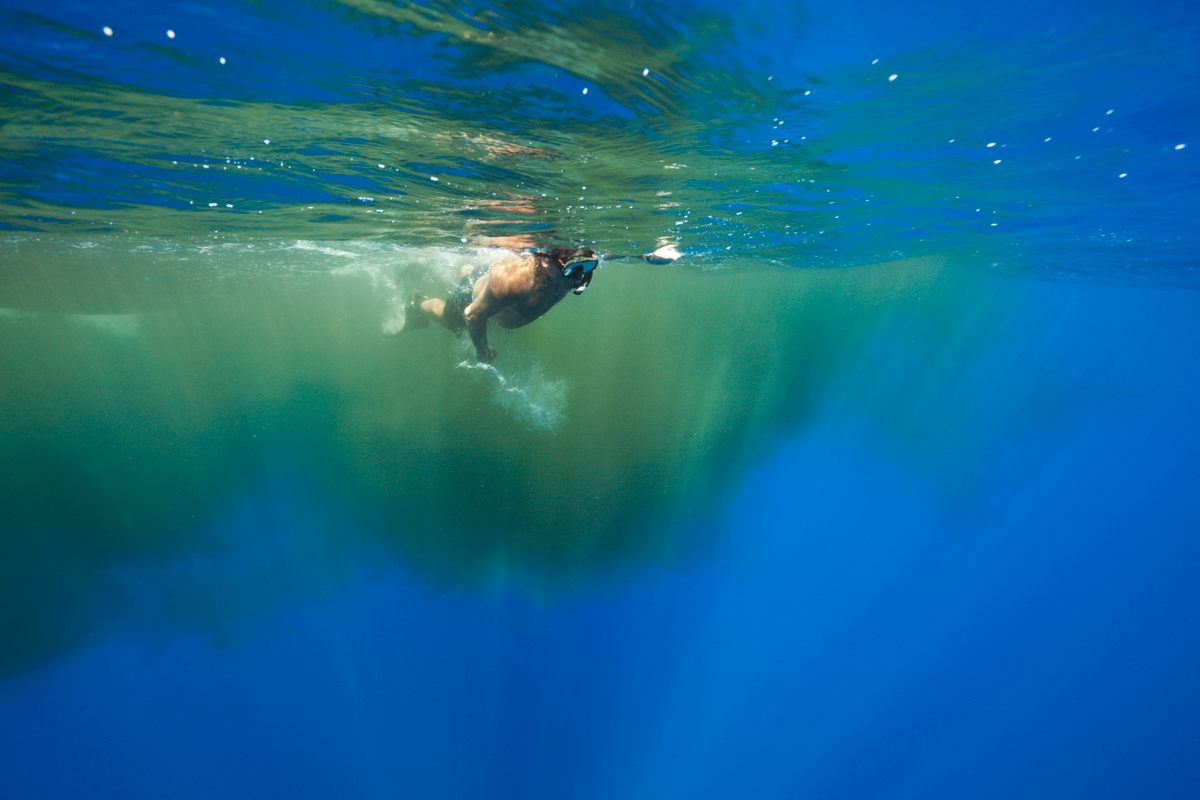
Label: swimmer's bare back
xmin=463 ymin=252 xmax=577 ymax=362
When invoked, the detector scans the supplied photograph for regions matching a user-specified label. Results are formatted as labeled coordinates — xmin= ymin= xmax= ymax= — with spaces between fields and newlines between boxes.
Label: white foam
xmin=329 ymin=256 xmax=408 ymax=333
xmin=317 ymin=242 xmax=516 ymax=334
xmin=289 ymin=240 xmax=361 ymax=259
xmin=456 ymin=354 xmax=567 ymax=431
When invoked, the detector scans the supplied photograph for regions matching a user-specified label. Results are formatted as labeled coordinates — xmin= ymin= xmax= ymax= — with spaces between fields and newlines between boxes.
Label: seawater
xmin=2 ymin=238 xmax=973 ymax=601
xmin=2 ymin=1 xmax=1199 ymax=798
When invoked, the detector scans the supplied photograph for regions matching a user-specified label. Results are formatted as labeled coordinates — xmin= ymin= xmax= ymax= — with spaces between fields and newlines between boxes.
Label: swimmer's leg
xmin=419 ymin=296 xmax=470 ymax=335
xmin=419 ymin=297 xmax=443 ymax=322
xmin=400 ymin=268 xmax=481 ymax=335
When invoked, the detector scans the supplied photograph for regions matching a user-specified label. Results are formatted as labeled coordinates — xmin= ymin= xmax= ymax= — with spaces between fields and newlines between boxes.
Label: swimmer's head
xmin=547 ymin=247 xmax=601 ymax=294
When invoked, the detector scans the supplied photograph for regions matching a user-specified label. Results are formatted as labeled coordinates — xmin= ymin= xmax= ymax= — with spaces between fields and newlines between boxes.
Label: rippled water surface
xmin=3 ymin=0 xmax=1197 ymax=275
xmin=2 ymin=2 xmax=1199 ymax=798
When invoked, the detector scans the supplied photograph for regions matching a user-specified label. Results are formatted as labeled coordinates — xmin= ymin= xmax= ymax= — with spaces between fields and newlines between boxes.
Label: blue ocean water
xmin=2 ymin=1 xmax=1199 ymax=798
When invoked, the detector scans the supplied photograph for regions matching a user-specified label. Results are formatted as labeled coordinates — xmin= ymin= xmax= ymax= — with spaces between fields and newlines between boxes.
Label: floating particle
xmin=263 ymin=139 xmax=270 ymax=145
xmin=642 ymin=67 xmax=650 ymax=76
xmin=225 ymin=204 xmax=233 ymax=208
xmin=581 ymin=87 xmax=589 ymax=95
xmin=871 ymin=58 xmax=879 ymax=65
xmin=1119 ymin=172 xmax=1128 ymax=178
xmin=949 ymin=138 xmax=956 ymax=143
xmin=166 ymin=29 xmax=175 ymax=39
xmin=990 ymin=222 xmax=998 ymax=227
xmin=1175 ymin=143 xmax=1187 ymax=150
xmin=1044 ymin=137 xmax=1052 ymax=142
xmin=993 ymin=159 xmax=1002 ymax=165
xmin=430 ymin=176 xmax=439 ymax=181
xmin=888 ymin=73 xmax=898 ymax=82
xmin=208 ymin=202 xmax=218 ymax=207
xmin=803 ymin=89 xmax=811 ymax=96
xmin=219 ymin=57 xmax=226 ymax=65
xmin=1106 ymin=109 xmax=1114 ymax=115
xmin=986 ymin=142 xmax=996 ymax=148
xmin=102 ymin=26 xmax=113 ymax=37
xmin=378 ymin=163 xmax=385 ymax=168
xmin=1092 ymin=126 xmax=1100 ymax=132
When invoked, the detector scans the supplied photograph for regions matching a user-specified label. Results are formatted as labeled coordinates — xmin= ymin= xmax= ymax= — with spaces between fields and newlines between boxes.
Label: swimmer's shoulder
xmin=491 ymin=250 xmax=537 ymax=272
xmin=484 ymin=251 xmax=539 ymax=295
xmin=489 ymin=251 xmax=540 ymax=282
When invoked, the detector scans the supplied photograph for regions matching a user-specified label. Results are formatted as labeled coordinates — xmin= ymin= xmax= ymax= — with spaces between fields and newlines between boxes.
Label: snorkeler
xmin=404 ymin=245 xmax=679 ymax=362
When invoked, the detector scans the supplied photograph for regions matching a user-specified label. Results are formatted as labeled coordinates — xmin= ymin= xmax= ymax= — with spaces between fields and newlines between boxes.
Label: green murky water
xmin=0 ymin=236 xmax=1010 ymax=674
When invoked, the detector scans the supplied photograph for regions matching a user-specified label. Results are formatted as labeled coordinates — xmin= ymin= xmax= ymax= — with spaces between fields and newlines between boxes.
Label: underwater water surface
xmin=1 ymin=0 xmax=1199 ymax=798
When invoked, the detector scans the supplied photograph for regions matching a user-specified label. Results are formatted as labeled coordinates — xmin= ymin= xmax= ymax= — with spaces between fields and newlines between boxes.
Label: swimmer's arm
xmin=462 ymin=256 xmax=534 ymax=361
xmin=466 ymin=314 xmax=494 ymax=362
xmin=463 ymin=291 xmax=504 ymax=362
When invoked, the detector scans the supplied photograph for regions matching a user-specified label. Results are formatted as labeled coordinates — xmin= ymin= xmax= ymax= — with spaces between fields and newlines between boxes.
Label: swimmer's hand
xmin=643 ymin=244 xmax=682 ymax=264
